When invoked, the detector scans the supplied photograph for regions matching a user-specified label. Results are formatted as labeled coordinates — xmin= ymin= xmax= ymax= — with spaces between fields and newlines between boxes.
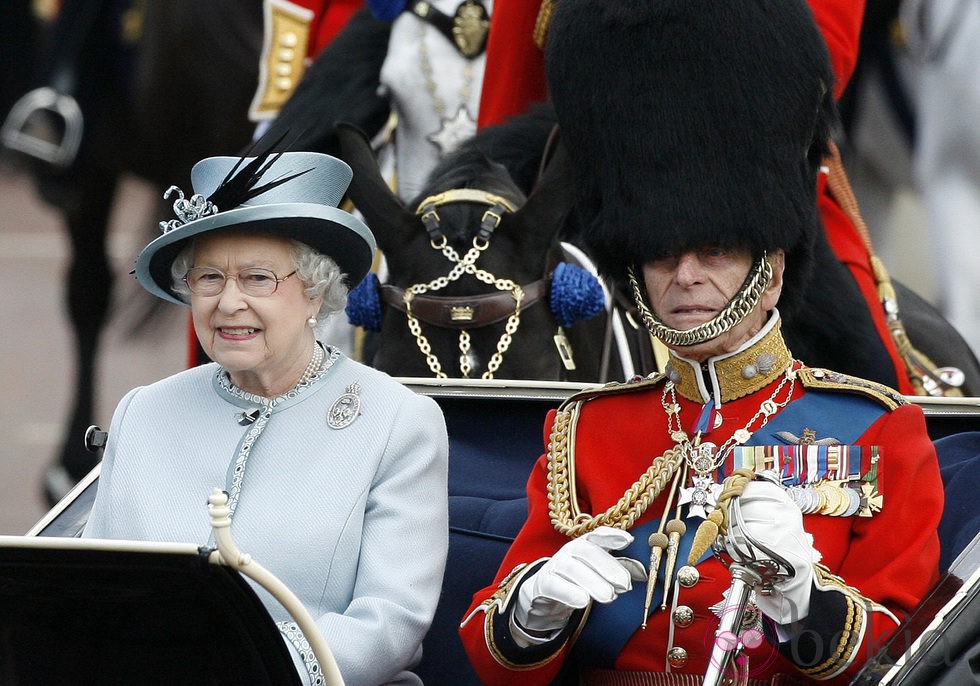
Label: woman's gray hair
xmin=169 ymin=236 xmax=350 ymax=321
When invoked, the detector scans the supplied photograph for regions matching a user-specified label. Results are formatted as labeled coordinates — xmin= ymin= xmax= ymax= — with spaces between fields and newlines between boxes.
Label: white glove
xmin=514 ymin=526 xmax=647 ymax=636
xmin=724 ymin=480 xmax=820 ymax=625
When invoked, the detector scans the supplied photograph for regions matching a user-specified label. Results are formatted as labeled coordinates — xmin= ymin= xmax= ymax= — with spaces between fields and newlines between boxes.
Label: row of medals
xmin=786 ymin=480 xmax=863 ymax=517
xmin=685 ymin=438 xmax=863 ymax=518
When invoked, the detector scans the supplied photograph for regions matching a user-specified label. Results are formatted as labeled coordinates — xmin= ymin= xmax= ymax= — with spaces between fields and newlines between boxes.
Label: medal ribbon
xmin=731 ymin=445 xmax=866 ymax=485
xmin=692 ymin=400 xmax=717 ymax=436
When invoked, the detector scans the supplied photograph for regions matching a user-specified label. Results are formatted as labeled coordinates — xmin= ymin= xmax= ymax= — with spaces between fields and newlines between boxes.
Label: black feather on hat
xmin=545 ymin=0 xmax=837 ymax=315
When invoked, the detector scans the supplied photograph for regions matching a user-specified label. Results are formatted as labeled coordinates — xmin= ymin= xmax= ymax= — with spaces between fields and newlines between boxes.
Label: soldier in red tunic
xmin=458 ymin=2 xmax=942 ymax=683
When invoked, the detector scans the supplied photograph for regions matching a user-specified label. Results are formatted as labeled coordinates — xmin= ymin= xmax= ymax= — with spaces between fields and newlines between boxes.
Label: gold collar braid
xmin=669 ymin=316 xmax=793 ymax=403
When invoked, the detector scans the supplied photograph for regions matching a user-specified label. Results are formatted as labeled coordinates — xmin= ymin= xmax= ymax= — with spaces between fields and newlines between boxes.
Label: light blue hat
xmin=135 ymin=150 xmax=376 ymax=306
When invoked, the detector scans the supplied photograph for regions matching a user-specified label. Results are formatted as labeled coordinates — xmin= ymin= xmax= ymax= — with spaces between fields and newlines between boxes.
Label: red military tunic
xmin=460 ymin=314 xmax=941 ymax=684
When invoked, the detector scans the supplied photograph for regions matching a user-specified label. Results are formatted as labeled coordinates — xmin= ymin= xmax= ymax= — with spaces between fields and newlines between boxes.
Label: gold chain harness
xmin=406 ymin=188 xmax=525 ymax=379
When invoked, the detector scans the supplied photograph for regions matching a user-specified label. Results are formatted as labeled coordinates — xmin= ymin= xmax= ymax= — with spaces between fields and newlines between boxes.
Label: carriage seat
xmin=409 ymin=386 xmax=558 ymax=685
xmin=933 ymin=431 xmax=980 ymax=571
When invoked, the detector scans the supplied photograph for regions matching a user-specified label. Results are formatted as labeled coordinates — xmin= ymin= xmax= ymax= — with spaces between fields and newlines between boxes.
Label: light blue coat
xmin=83 ymin=351 xmax=449 ymax=685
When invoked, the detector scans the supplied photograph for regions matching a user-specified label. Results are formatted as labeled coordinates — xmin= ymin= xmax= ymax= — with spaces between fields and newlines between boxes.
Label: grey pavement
xmin=0 ymin=166 xmax=185 ymax=534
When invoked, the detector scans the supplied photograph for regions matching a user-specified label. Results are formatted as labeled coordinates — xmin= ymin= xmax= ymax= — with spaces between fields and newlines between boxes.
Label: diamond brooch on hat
xmin=158 ymin=185 xmax=218 ymax=233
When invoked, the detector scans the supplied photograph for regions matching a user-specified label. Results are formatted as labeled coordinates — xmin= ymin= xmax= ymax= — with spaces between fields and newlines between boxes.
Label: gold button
xmin=677 ymin=565 xmax=700 ymax=588
xmin=275 ymin=77 xmax=293 ymax=91
xmin=276 ymin=63 xmax=293 ymax=77
xmin=279 ymin=31 xmax=299 ymax=48
xmin=278 ymin=48 xmax=295 ymax=61
xmin=672 ymin=605 xmax=694 ymax=628
xmin=667 ymin=646 xmax=688 ymax=669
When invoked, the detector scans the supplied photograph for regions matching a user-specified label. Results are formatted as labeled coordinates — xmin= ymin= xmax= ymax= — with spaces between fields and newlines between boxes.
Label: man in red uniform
xmin=459 ymin=1 xmax=942 ymax=683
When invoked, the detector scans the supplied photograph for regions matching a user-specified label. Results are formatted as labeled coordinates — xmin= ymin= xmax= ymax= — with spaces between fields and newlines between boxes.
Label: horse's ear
xmin=512 ymin=131 xmax=576 ymax=249
xmin=335 ymin=121 xmax=414 ymax=245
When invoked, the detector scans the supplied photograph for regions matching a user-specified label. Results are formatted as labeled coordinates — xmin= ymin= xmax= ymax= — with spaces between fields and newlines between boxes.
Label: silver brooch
xmin=328 ymin=382 xmax=361 ymax=429
xmin=158 ymin=185 xmax=218 ymax=233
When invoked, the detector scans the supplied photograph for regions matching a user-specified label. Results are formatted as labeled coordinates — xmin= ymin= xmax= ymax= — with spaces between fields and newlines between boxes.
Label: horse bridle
xmin=379 ymin=281 xmax=549 ymax=330
xmin=396 ymin=188 xmax=546 ymax=379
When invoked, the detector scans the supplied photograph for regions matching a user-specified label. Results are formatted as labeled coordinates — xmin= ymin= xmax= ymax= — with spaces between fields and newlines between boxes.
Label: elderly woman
xmin=82 ymin=150 xmax=449 ymax=686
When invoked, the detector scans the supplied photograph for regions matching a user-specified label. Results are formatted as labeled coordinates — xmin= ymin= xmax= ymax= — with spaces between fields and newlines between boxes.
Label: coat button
xmin=667 ymin=646 xmax=688 ymax=668
xmin=677 ymin=565 xmax=700 ymax=588
xmin=672 ymin=605 xmax=694 ymax=628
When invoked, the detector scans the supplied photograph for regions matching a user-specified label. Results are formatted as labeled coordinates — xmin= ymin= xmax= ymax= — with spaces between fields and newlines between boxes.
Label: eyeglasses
xmin=183 ymin=266 xmax=297 ymax=297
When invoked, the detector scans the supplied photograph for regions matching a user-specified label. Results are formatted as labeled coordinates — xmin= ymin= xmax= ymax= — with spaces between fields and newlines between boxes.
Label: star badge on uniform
xmin=679 ymin=474 xmax=724 ymax=519
xmin=427 ymin=105 xmax=476 ymax=154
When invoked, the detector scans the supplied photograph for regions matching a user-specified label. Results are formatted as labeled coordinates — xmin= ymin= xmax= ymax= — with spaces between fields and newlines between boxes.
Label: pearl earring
xmin=307 ymin=316 xmax=318 ymax=329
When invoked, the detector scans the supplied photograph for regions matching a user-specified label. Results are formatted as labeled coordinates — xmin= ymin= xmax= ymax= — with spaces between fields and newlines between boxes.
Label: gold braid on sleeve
xmin=800 ymin=564 xmax=876 ymax=680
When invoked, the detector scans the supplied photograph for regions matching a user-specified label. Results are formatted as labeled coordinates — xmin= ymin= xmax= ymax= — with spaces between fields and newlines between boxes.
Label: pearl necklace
xmin=295 ymin=342 xmax=325 ymax=389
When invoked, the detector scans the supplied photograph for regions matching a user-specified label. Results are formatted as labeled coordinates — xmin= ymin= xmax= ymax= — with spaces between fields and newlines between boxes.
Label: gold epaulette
xmin=558 ymin=373 xmax=667 ymax=411
xmin=796 ymin=367 xmax=906 ymax=411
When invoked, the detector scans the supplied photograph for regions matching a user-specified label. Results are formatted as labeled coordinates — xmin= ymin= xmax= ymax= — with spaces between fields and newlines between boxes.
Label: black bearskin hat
xmin=545 ymin=0 xmax=837 ymax=315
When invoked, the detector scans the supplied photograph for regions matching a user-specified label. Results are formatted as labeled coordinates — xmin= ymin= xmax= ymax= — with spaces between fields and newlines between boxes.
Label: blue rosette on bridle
xmin=346 ymin=272 xmax=383 ymax=331
xmin=549 ymin=262 xmax=605 ymax=329
xmin=346 ymin=263 xmax=605 ymax=332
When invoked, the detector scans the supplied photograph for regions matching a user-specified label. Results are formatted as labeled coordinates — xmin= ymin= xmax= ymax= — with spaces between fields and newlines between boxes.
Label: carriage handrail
xmin=207 ymin=488 xmax=346 ymax=686
xmin=25 ymin=462 xmax=102 ymax=537
xmin=877 ymin=564 xmax=980 ymax=685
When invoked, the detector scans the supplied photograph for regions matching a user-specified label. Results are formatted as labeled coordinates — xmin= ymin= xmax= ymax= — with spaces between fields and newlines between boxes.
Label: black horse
xmin=336 ymin=111 xmax=627 ymax=382
xmin=2 ymin=0 xmax=263 ymax=503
